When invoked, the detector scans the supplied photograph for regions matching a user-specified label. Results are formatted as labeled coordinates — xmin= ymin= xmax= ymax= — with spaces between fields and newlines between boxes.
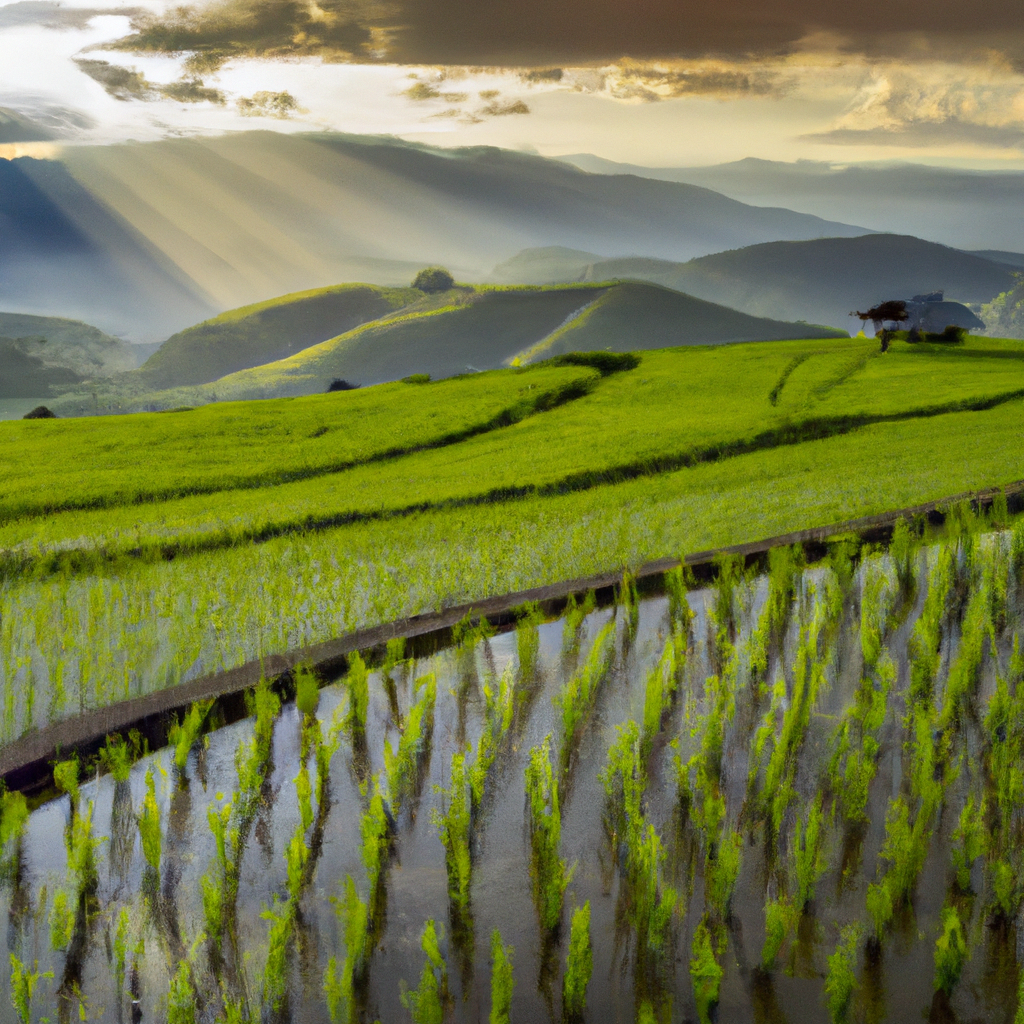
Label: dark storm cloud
xmin=110 ymin=0 xmax=1024 ymax=66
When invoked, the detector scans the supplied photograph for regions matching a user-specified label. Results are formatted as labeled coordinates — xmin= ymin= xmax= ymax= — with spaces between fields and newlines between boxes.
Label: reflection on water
xmin=1 ymin=531 xmax=1023 ymax=1022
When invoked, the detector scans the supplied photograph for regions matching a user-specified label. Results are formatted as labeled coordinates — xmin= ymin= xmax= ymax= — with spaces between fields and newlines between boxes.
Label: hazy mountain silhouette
xmin=4 ymin=132 xmax=869 ymax=340
xmin=496 ymin=235 xmax=1017 ymax=332
xmin=558 ymin=154 xmax=1024 ymax=254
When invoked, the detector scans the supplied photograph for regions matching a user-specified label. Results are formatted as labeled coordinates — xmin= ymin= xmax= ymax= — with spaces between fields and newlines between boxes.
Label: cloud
xmin=0 ymin=104 xmax=94 ymax=142
xmin=237 ymin=90 xmax=301 ymax=116
xmin=75 ymin=58 xmax=226 ymax=104
xmin=560 ymin=59 xmax=788 ymax=101
xmin=0 ymin=2 xmax=144 ymax=32
xmin=804 ymin=62 xmax=1024 ymax=150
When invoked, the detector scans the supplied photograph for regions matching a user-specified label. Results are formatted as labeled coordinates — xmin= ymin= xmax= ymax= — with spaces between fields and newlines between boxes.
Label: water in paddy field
xmin=3 ymin=527 xmax=1024 ymax=1023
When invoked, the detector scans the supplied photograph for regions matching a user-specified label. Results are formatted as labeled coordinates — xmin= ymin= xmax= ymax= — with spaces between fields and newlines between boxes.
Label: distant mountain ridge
xmin=493 ymin=235 xmax=1017 ymax=332
xmin=556 ymin=154 xmax=1024 ymax=253
xmin=3 ymin=132 xmax=869 ymax=340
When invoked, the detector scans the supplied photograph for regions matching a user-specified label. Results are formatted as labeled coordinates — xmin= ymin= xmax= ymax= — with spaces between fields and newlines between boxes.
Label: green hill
xmin=138 ymin=282 xmax=422 ymax=389
xmin=57 ymin=282 xmax=846 ymax=413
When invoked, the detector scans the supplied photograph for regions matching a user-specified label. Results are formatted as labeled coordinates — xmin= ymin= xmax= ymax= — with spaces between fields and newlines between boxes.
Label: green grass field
xmin=4 ymin=333 xmax=1024 ymax=744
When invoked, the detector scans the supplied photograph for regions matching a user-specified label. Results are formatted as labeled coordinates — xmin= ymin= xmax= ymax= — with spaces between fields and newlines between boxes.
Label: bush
xmin=413 ymin=267 xmax=455 ymax=293
xmin=22 ymin=406 xmax=55 ymax=419
xmin=548 ymin=351 xmax=641 ymax=375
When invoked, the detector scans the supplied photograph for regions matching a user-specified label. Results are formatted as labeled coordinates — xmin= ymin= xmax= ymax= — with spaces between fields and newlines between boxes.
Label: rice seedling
xmin=524 ymin=739 xmax=572 ymax=932
xmin=555 ymin=618 xmax=616 ymax=771
xmin=951 ymin=795 xmax=987 ymax=893
xmin=689 ymin=919 xmax=722 ymax=1024
xmin=385 ymin=673 xmax=436 ymax=813
xmin=261 ymin=896 xmax=294 ymax=1012
xmin=793 ymin=795 xmax=828 ymax=910
xmin=168 ymin=699 xmax=214 ymax=772
xmin=489 ymin=929 xmax=514 ymax=1024
xmin=664 ymin=564 xmax=695 ymax=634
xmin=295 ymin=663 xmax=320 ymax=717
xmin=53 ymin=756 xmax=80 ymax=809
xmin=641 ymin=632 xmax=683 ymax=756
xmin=0 ymin=789 xmax=28 ymax=882
xmin=562 ymin=902 xmax=592 ymax=1021
xmin=760 ymin=895 xmax=796 ymax=969
xmin=434 ymin=751 xmax=472 ymax=914
xmin=712 ymin=553 xmax=743 ymax=636
xmin=345 ymin=652 xmax=369 ymax=741
xmin=515 ymin=602 xmax=544 ymax=682
xmin=9 ymin=955 xmax=52 ymax=1024
xmin=113 ymin=906 xmax=130 ymax=1003
xmin=890 ymin=516 xmax=919 ymax=602
xmin=400 ymin=919 xmax=448 ymax=1024
xmin=168 ymin=957 xmax=199 ymax=1024
xmin=49 ymin=889 xmax=74 ymax=951
xmin=933 ymin=905 xmax=967 ymax=995
xmin=630 ymin=824 xmax=678 ymax=953
xmin=324 ymin=875 xmax=371 ymax=1023
xmin=601 ymin=721 xmax=646 ymax=857
xmin=824 ymin=923 xmax=860 ymax=1023
xmin=285 ymin=825 xmax=310 ymax=904
xmin=296 ymin=761 xmax=314 ymax=833
xmin=705 ymin=829 xmax=741 ymax=921
xmin=98 ymin=731 xmax=143 ymax=783
xmin=939 ymin=570 xmax=994 ymax=730
xmin=469 ymin=663 xmax=516 ymax=812
xmin=619 ymin=570 xmax=640 ymax=638
xmin=859 ymin=563 xmax=892 ymax=671
xmin=561 ymin=591 xmax=597 ymax=655
xmin=138 ymin=766 xmax=162 ymax=875
xmin=829 ymin=655 xmax=893 ymax=825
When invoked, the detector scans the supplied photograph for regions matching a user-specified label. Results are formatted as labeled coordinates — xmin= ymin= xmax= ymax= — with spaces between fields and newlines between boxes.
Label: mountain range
xmin=2 ymin=131 xmax=869 ymax=340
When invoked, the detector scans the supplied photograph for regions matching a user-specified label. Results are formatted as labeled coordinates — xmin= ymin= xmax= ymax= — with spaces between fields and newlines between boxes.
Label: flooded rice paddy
xmin=2 ymin=520 xmax=1023 ymax=1023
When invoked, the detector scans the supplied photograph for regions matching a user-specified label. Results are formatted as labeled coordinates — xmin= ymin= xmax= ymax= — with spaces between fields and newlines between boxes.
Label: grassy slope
xmin=515 ymin=281 xmax=847 ymax=362
xmin=0 ymin=361 xmax=599 ymax=520
xmin=8 ymin=332 xmax=1024 ymax=738
xmin=6 ymin=335 xmax=1024 ymax=562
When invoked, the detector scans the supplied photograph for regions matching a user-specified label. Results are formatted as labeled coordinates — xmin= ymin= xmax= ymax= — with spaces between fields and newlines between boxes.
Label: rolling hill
xmin=4 ymin=132 xmax=869 ymax=339
xmin=54 ymin=281 xmax=847 ymax=414
xmin=138 ymin=283 xmax=422 ymax=390
xmin=0 ymin=312 xmax=139 ymax=377
xmin=495 ymin=235 xmax=1017 ymax=332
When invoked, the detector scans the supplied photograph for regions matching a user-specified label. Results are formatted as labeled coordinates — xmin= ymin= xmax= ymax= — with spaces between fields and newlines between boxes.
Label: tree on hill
xmin=853 ymin=300 xmax=908 ymax=336
xmin=413 ymin=267 xmax=455 ymax=293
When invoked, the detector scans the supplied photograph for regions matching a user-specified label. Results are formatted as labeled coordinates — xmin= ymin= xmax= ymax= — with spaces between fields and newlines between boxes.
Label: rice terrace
xmin=1 ymin=327 xmax=1024 ymax=1024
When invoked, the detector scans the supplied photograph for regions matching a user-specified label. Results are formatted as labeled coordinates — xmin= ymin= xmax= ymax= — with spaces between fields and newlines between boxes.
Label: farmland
xmin=4 ymin=335 xmax=1024 ymax=741
xmin=2 ymin=514 xmax=1024 ymax=1021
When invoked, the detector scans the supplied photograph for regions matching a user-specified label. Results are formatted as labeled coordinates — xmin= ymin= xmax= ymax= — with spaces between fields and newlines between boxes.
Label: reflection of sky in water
xmin=5 ymin=548 xmax=1022 ymax=1021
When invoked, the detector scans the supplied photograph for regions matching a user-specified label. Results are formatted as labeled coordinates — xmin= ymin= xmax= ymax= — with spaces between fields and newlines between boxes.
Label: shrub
xmin=825 ymin=923 xmax=860 ymax=1022
xmin=563 ymin=903 xmax=592 ymax=1020
xmin=490 ymin=930 xmax=514 ymax=1024
xmin=689 ymin=920 xmax=722 ymax=1024
xmin=413 ymin=267 xmax=454 ymax=293
xmin=934 ymin=905 xmax=967 ymax=995
xmin=549 ymin=351 xmax=641 ymax=375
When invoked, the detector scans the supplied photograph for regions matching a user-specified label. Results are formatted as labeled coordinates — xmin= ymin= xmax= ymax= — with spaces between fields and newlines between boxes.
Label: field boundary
xmin=3 ymin=476 xmax=1022 ymax=793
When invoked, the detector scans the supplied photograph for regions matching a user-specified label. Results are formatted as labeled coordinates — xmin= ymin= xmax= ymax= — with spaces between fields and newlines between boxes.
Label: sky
xmin=1 ymin=0 xmax=1024 ymax=168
